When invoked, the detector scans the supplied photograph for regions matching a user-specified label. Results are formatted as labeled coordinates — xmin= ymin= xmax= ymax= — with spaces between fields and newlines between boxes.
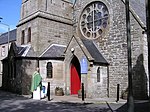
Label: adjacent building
xmin=0 ymin=29 xmax=16 ymax=87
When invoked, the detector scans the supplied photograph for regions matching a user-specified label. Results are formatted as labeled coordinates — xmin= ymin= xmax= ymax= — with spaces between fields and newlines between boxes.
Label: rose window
xmin=80 ymin=2 xmax=109 ymax=39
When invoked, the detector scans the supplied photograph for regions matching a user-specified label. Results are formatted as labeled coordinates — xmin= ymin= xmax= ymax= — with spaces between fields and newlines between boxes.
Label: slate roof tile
xmin=0 ymin=29 xmax=16 ymax=45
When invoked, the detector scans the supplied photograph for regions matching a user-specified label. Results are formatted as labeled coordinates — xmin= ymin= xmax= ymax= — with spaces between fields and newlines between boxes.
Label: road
xmin=0 ymin=90 xmax=149 ymax=112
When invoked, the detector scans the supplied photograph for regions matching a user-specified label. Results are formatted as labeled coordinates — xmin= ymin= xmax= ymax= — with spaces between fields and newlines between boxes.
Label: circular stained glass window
xmin=80 ymin=2 xmax=109 ymax=39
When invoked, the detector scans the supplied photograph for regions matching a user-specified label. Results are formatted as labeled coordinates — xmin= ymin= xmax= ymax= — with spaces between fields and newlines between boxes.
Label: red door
xmin=71 ymin=64 xmax=81 ymax=94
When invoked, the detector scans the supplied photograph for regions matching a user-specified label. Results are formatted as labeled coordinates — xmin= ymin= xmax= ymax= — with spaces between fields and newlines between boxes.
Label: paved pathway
xmin=0 ymin=90 xmax=149 ymax=112
xmin=0 ymin=90 xmax=112 ymax=112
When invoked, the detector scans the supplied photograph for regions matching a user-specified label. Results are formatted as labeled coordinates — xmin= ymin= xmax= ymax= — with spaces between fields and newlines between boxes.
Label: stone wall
xmin=74 ymin=0 xmax=148 ymax=99
xmin=14 ymin=0 xmax=149 ymax=99
xmin=37 ymin=18 xmax=73 ymax=55
xmin=64 ymin=37 xmax=109 ymax=98
xmin=17 ymin=0 xmax=73 ymax=56
xmin=17 ymin=18 xmax=39 ymax=53
xmin=39 ymin=60 xmax=65 ymax=95
xmin=21 ymin=59 xmax=37 ymax=95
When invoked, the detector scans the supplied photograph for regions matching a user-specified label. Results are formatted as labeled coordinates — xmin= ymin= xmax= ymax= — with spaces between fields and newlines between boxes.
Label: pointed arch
xmin=97 ymin=67 xmax=100 ymax=82
xmin=70 ymin=56 xmax=81 ymax=94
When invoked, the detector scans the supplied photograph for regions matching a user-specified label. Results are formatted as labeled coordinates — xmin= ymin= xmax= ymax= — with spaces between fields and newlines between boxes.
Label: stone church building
xmin=2 ymin=0 xmax=149 ymax=99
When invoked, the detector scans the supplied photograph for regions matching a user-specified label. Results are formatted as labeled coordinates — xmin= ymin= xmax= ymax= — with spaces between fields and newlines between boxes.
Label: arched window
xmin=46 ymin=62 xmax=53 ymax=78
xmin=21 ymin=30 xmax=25 ymax=44
xmin=97 ymin=67 xmax=100 ymax=82
xmin=28 ymin=27 xmax=31 ymax=43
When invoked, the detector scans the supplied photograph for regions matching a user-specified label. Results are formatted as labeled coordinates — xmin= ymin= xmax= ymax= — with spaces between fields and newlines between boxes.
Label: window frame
xmin=21 ymin=30 xmax=25 ymax=45
xmin=97 ymin=67 xmax=101 ymax=82
xmin=27 ymin=27 xmax=31 ymax=43
xmin=46 ymin=62 xmax=53 ymax=78
xmin=80 ymin=1 xmax=109 ymax=39
xmin=1 ymin=46 xmax=6 ymax=57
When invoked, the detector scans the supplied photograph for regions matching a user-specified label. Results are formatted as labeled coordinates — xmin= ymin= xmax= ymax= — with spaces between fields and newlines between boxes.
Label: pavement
xmin=0 ymin=90 xmax=149 ymax=112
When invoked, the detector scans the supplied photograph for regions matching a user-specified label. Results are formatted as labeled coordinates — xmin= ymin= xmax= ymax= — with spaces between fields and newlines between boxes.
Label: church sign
xmin=80 ymin=56 xmax=88 ymax=74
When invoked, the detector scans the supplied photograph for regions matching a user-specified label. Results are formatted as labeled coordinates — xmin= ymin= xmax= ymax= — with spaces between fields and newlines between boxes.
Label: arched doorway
xmin=70 ymin=56 xmax=81 ymax=94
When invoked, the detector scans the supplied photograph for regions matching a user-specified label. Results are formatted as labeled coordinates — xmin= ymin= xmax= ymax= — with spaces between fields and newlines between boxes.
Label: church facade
xmin=2 ymin=0 xmax=149 ymax=99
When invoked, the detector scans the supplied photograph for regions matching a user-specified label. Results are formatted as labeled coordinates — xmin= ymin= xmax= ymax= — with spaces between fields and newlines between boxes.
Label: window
xmin=22 ymin=4 xmax=25 ymax=18
xmin=97 ymin=67 xmax=100 ymax=82
xmin=80 ymin=1 xmax=109 ymax=39
xmin=1 ymin=46 xmax=6 ymax=57
xmin=27 ymin=27 xmax=31 ymax=43
xmin=46 ymin=62 xmax=53 ymax=78
xmin=21 ymin=30 xmax=25 ymax=44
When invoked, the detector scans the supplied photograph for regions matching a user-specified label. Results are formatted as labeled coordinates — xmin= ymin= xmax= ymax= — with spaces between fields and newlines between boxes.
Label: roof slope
xmin=82 ymin=39 xmax=109 ymax=65
xmin=40 ymin=44 xmax=66 ymax=58
xmin=130 ymin=0 xmax=146 ymax=25
xmin=9 ymin=42 xmax=32 ymax=57
xmin=0 ymin=29 xmax=17 ymax=45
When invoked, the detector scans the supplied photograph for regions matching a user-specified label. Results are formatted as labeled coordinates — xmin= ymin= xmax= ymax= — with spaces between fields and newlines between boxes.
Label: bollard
xmin=116 ymin=84 xmax=120 ymax=102
xmin=47 ymin=82 xmax=50 ymax=101
xmin=82 ymin=83 xmax=84 ymax=101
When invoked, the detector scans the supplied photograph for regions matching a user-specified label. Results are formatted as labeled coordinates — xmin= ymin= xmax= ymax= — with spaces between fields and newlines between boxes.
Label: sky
xmin=0 ymin=0 xmax=145 ymax=33
xmin=0 ymin=0 xmax=22 ymax=33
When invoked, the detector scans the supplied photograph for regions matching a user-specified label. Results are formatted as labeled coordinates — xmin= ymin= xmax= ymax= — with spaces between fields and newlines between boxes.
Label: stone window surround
xmin=21 ymin=30 xmax=25 ymax=45
xmin=79 ymin=1 xmax=109 ymax=39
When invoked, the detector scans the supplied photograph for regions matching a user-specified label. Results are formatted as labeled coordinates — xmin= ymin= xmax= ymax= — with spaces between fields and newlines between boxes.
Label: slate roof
xmin=40 ymin=44 xmax=66 ymax=58
xmin=0 ymin=29 xmax=17 ymax=45
xmin=130 ymin=0 xmax=146 ymax=25
xmin=82 ymin=39 xmax=109 ymax=65
xmin=17 ymin=46 xmax=30 ymax=56
xmin=10 ymin=42 xmax=31 ymax=57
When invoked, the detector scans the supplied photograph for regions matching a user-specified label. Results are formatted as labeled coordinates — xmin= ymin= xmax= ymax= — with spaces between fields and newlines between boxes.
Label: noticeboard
xmin=80 ymin=56 xmax=88 ymax=74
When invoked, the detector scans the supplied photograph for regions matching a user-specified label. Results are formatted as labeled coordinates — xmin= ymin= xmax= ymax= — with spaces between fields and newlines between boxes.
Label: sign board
xmin=80 ymin=56 xmax=88 ymax=74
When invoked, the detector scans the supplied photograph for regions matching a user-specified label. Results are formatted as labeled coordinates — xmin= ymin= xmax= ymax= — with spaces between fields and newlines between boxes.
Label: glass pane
xmin=97 ymin=67 xmax=100 ymax=82
xmin=86 ymin=7 xmax=90 ymax=13
xmin=87 ymin=14 xmax=93 ymax=22
xmin=93 ymin=33 xmax=97 ymax=38
xmin=103 ymin=22 xmax=107 ymax=28
xmin=98 ymin=29 xmax=102 ymax=35
xmin=81 ymin=21 xmax=85 ymax=26
xmin=83 ymin=14 xmax=86 ymax=19
xmin=87 ymin=32 xmax=91 ymax=37
xmin=98 ymin=3 xmax=102 ymax=9
xmin=102 ymin=7 xmax=107 ymax=13
xmin=95 ymin=19 xmax=102 ymax=27
xmin=87 ymin=22 xmax=92 ymax=29
xmin=82 ymin=28 xmax=87 ymax=33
